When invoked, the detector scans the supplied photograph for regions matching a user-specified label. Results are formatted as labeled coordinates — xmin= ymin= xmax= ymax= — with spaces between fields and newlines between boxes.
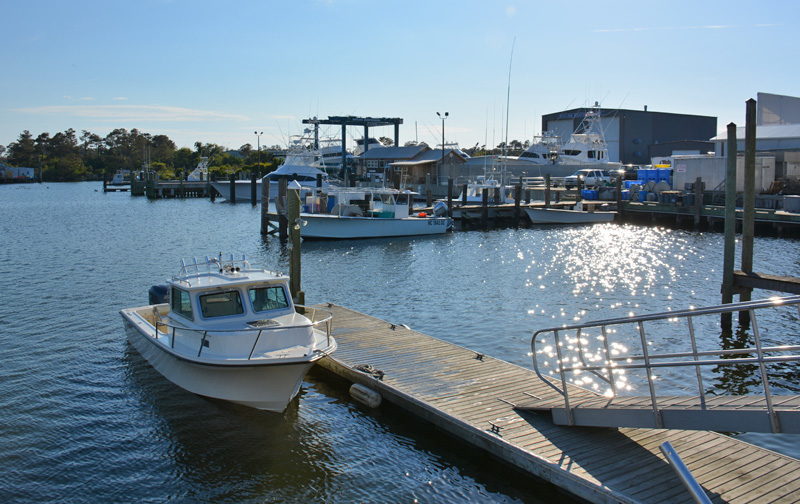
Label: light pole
xmin=436 ymin=111 xmax=448 ymax=173
xmin=254 ymin=131 xmax=263 ymax=172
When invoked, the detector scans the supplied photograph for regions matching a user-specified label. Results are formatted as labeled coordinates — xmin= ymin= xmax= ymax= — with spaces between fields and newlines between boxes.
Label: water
xmin=1 ymin=182 xmax=798 ymax=503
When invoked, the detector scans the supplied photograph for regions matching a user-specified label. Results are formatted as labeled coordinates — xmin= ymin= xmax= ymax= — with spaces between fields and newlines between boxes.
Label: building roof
xmin=360 ymin=145 xmax=428 ymax=160
xmin=411 ymin=148 xmax=469 ymax=163
xmin=710 ymin=124 xmax=800 ymax=141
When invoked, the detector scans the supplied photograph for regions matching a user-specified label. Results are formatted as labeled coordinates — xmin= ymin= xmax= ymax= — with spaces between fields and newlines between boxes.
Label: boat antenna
xmin=503 ymin=36 xmax=515 ymax=180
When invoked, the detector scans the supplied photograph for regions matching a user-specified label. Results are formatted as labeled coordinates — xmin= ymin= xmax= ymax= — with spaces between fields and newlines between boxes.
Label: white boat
xmin=299 ymin=187 xmax=453 ymax=239
xmin=108 ymin=169 xmax=131 ymax=186
xmin=211 ymin=133 xmax=330 ymax=203
xmin=465 ymin=106 xmax=622 ymax=176
xmin=525 ymin=205 xmax=616 ymax=224
xmin=456 ymin=175 xmax=516 ymax=204
xmin=187 ymin=157 xmax=209 ymax=181
xmin=120 ymin=254 xmax=336 ymax=411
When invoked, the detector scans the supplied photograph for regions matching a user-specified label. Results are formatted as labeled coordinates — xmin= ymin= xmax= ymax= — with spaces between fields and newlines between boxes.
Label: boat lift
xmin=521 ymin=296 xmax=800 ymax=433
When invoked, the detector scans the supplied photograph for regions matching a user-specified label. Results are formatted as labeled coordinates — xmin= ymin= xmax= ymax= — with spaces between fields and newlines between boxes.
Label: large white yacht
xmin=211 ymin=134 xmax=329 ymax=203
xmin=120 ymin=254 xmax=336 ymax=411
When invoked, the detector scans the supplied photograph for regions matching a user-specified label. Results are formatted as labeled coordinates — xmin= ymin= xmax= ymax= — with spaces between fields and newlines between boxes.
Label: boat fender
xmin=349 ymin=383 xmax=382 ymax=408
xmin=148 ymin=284 xmax=169 ymax=305
xmin=417 ymin=211 xmax=427 ymax=218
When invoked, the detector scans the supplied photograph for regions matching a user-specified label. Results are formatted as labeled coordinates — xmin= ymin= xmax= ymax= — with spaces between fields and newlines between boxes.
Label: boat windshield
xmin=249 ymin=286 xmax=289 ymax=312
xmin=200 ymin=290 xmax=244 ymax=318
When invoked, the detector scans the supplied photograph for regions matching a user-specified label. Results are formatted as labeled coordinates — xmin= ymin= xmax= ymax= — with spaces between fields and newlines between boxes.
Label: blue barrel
xmin=621 ymin=190 xmax=630 ymax=200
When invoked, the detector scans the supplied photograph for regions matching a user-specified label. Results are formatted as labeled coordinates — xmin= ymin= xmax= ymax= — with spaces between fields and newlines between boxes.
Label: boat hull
xmin=300 ymin=214 xmax=452 ymax=239
xmin=122 ymin=315 xmax=318 ymax=412
xmin=525 ymin=207 xmax=616 ymax=224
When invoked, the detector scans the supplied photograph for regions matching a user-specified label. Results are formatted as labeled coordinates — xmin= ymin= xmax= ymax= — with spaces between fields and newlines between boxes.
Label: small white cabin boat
xmin=299 ymin=188 xmax=453 ymax=239
xmin=120 ymin=254 xmax=336 ymax=412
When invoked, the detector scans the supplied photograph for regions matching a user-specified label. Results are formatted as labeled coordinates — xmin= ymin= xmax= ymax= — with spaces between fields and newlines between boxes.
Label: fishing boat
xmin=120 ymin=254 xmax=336 ymax=412
xmin=298 ymin=187 xmax=453 ymax=239
xmin=525 ymin=204 xmax=616 ymax=224
xmin=211 ymin=132 xmax=330 ymax=203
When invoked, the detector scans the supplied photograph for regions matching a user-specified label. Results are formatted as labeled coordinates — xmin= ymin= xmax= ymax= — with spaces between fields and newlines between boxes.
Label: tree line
xmin=0 ymin=128 xmax=282 ymax=182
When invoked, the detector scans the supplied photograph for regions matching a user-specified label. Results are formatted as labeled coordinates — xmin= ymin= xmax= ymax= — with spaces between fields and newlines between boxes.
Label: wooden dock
xmin=316 ymin=304 xmax=800 ymax=504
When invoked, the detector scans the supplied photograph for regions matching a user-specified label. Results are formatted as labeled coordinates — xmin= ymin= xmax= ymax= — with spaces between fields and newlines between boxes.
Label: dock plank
xmin=316 ymin=304 xmax=800 ymax=504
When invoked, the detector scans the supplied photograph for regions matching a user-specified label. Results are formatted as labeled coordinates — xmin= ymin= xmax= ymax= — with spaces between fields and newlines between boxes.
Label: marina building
xmin=542 ymin=105 xmax=717 ymax=165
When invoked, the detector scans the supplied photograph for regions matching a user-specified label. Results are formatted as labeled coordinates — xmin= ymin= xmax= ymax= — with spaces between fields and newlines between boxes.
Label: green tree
xmin=6 ymin=130 xmax=38 ymax=167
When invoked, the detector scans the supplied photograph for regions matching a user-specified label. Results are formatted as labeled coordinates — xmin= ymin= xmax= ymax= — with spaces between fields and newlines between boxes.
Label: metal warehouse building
xmin=542 ymin=105 xmax=717 ymax=165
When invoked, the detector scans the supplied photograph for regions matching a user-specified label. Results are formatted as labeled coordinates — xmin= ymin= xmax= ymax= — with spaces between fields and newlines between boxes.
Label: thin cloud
xmin=15 ymin=104 xmax=248 ymax=122
xmin=112 ymin=97 xmax=128 ymax=101
xmin=593 ymin=24 xmax=746 ymax=33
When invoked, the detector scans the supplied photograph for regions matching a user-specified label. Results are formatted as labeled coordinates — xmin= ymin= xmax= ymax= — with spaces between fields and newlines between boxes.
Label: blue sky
xmin=1 ymin=0 xmax=795 ymax=151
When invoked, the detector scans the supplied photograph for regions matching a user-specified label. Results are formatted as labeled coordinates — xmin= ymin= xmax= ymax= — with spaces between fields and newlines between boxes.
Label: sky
xmin=1 ymin=0 xmax=796 ymax=152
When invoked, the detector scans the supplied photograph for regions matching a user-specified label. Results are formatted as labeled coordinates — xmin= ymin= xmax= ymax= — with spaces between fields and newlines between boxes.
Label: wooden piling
xmin=278 ymin=177 xmax=288 ymax=242
xmin=288 ymin=188 xmax=304 ymax=304
xmin=693 ymin=177 xmax=703 ymax=228
xmin=447 ymin=177 xmax=453 ymax=217
xmin=229 ymin=174 xmax=236 ymax=203
xmin=544 ymin=174 xmax=551 ymax=208
xmin=425 ymin=173 xmax=432 ymax=207
xmin=514 ymin=183 xmax=522 ymax=228
xmin=481 ymin=188 xmax=489 ymax=229
xmin=260 ymin=175 xmax=271 ymax=235
xmin=739 ymin=99 xmax=757 ymax=324
xmin=722 ymin=123 xmax=738 ymax=329
xmin=461 ymin=184 xmax=468 ymax=207
xmin=250 ymin=172 xmax=257 ymax=205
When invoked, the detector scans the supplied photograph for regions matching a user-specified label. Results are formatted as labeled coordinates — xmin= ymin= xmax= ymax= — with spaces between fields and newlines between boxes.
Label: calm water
xmin=1 ymin=182 xmax=798 ymax=503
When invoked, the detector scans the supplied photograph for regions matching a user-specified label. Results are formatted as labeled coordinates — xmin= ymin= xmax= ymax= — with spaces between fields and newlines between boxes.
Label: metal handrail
xmin=530 ymin=295 xmax=800 ymax=431
xmin=149 ymin=306 xmax=333 ymax=361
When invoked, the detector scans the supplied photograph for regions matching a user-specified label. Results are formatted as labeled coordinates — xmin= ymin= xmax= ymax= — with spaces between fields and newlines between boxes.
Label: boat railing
xmin=176 ymin=254 xmax=253 ymax=278
xmin=529 ymin=296 xmax=800 ymax=430
xmin=151 ymin=306 xmax=333 ymax=360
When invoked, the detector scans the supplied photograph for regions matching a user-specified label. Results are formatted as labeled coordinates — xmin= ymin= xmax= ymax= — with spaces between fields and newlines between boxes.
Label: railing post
xmin=552 ymin=329 xmax=574 ymax=425
xmin=750 ymin=310 xmax=780 ymax=433
xmin=686 ymin=316 xmax=706 ymax=410
xmin=600 ymin=325 xmax=617 ymax=397
xmin=637 ymin=321 xmax=663 ymax=428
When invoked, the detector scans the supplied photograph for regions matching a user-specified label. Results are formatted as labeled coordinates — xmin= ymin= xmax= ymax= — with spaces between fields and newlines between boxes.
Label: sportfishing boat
xmin=186 ymin=157 xmax=209 ymax=181
xmin=298 ymin=187 xmax=452 ymax=239
xmin=211 ymin=132 xmax=330 ymax=203
xmin=120 ymin=254 xmax=336 ymax=412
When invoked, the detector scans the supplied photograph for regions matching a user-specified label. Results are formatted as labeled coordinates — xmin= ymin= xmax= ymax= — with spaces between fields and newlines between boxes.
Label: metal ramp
xmin=524 ymin=296 xmax=800 ymax=433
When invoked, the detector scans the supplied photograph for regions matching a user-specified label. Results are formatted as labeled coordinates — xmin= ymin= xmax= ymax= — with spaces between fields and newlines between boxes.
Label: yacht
xmin=120 ymin=254 xmax=336 ymax=411
xmin=211 ymin=133 xmax=329 ymax=203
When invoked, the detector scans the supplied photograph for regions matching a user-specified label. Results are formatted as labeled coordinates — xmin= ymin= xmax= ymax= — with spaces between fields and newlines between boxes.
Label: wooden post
xmin=514 ymin=183 xmax=522 ymax=228
xmin=250 ymin=172 xmax=257 ymax=205
xmin=278 ymin=177 xmax=288 ymax=242
xmin=615 ymin=176 xmax=623 ymax=222
xmin=740 ymin=99 xmax=757 ymax=315
xmin=461 ymin=183 xmax=467 ymax=207
xmin=481 ymin=188 xmax=489 ymax=229
xmin=260 ymin=175 xmax=271 ymax=235
xmin=525 ymin=188 xmax=531 ymax=204
xmin=693 ymin=177 xmax=703 ymax=228
xmin=544 ymin=174 xmax=551 ymax=208
xmin=494 ymin=187 xmax=501 ymax=205
xmin=229 ymin=173 xmax=236 ymax=203
xmin=447 ymin=177 xmax=453 ymax=218
xmin=288 ymin=188 xmax=304 ymax=304
xmin=426 ymin=173 xmax=432 ymax=207
xmin=722 ymin=122 xmax=738 ymax=330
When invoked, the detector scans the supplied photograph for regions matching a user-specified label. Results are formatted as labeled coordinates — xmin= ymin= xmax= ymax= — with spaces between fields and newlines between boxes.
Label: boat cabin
xmin=303 ymin=189 xmax=414 ymax=218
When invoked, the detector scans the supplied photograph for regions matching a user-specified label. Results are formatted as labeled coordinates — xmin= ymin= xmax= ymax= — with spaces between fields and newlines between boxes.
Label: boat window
xmin=520 ymin=152 xmax=540 ymax=158
xmin=199 ymin=290 xmax=244 ymax=318
xmin=588 ymin=151 xmax=596 ymax=159
xmin=171 ymin=287 xmax=193 ymax=320
xmin=249 ymin=286 xmax=289 ymax=312
xmin=396 ymin=193 xmax=409 ymax=205
xmin=562 ymin=149 xmax=581 ymax=156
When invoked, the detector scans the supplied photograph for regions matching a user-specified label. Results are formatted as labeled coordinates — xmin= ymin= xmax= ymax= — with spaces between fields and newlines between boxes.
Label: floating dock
xmin=316 ymin=304 xmax=800 ymax=504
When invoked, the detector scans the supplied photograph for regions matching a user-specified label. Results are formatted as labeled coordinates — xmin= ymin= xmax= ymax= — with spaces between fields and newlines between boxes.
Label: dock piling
xmin=544 ymin=174 xmax=551 ymax=208
xmin=740 ymin=99 xmax=757 ymax=315
xmin=229 ymin=174 xmax=236 ymax=203
xmin=722 ymin=123 xmax=738 ymax=329
xmin=250 ymin=172 xmax=257 ymax=205
xmin=447 ymin=177 xmax=453 ymax=217
xmin=260 ymin=175 xmax=271 ymax=235
xmin=278 ymin=177 xmax=288 ymax=242
xmin=481 ymin=188 xmax=489 ymax=229
xmin=288 ymin=187 xmax=303 ymax=304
